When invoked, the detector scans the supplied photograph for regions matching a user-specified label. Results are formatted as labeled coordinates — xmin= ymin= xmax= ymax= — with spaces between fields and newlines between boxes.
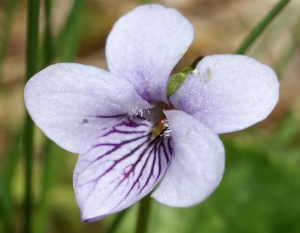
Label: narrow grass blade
xmin=235 ymin=0 xmax=291 ymax=54
xmin=34 ymin=140 xmax=58 ymax=233
xmin=0 ymin=130 xmax=22 ymax=232
xmin=56 ymin=0 xmax=85 ymax=62
xmin=0 ymin=177 xmax=13 ymax=233
xmin=33 ymin=1 xmax=57 ymax=233
xmin=274 ymin=17 xmax=300 ymax=76
xmin=24 ymin=0 xmax=40 ymax=233
xmin=40 ymin=0 xmax=54 ymax=68
xmin=3 ymin=130 xmax=22 ymax=188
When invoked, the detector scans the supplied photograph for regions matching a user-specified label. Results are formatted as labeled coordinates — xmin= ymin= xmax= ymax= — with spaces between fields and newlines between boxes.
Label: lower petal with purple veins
xmin=73 ymin=116 xmax=173 ymax=222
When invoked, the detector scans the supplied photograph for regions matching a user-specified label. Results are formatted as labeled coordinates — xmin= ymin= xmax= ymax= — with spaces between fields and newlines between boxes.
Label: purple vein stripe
xmin=74 ymin=115 xmax=173 ymax=217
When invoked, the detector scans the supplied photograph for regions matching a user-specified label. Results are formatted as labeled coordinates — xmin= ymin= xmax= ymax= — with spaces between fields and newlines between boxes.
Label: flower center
xmin=151 ymin=104 xmax=173 ymax=140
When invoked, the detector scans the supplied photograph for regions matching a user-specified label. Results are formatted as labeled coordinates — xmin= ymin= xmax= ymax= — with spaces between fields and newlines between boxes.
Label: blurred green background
xmin=0 ymin=0 xmax=300 ymax=232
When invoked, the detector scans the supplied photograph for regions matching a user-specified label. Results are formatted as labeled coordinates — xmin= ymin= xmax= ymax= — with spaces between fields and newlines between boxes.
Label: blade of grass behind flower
xmin=24 ymin=0 xmax=40 ymax=233
xmin=0 ymin=176 xmax=13 ymax=233
xmin=247 ymin=13 xmax=292 ymax=61
xmin=0 ymin=1 xmax=24 ymax=228
xmin=34 ymin=140 xmax=59 ymax=233
xmin=3 ymin=130 xmax=22 ymax=188
xmin=33 ymin=1 xmax=59 ymax=233
xmin=0 ymin=0 xmax=20 ymax=80
xmin=0 ymin=134 xmax=21 ymax=233
xmin=274 ymin=16 xmax=300 ymax=76
xmin=55 ymin=0 xmax=85 ymax=62
xmin=235 ymin=0 xmax=291 ymax=55
xmin=39 ymin=0 xmax=54 ymax=69
xmin=0 ymin=130 xmax=22 ymax=233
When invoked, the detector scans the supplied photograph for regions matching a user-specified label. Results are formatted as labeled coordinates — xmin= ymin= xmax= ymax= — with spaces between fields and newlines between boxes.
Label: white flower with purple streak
xmin=24 ymin=4 xmax=279 ymax=222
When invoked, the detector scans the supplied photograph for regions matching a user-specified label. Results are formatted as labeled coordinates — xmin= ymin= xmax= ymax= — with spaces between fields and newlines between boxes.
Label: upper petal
xmin=152 ymin=110 xmax=224 ymax=207
xmin=106 ymin=4 xmax=194 ymax=103
xmin=169 ymin=55 xmax=279 ymax=134
xmin=24 ymin=63 xmax=152 ymax=153
xmin=73 ymin=115 xmax=173 ymax=222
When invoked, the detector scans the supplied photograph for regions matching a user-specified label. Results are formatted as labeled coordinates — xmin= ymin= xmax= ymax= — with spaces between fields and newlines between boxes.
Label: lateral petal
xmin=73 ymin=116 xmax=173 ymax=222
xmin=169 ymin=55 xmax=279 ymax=134
xmin=152 ymin=110 xmax=224 ymax=207
xmin=106 ymin=4 xmax=194 ymax=103
xmin=24 ymin=63 xmax=152 ymax=153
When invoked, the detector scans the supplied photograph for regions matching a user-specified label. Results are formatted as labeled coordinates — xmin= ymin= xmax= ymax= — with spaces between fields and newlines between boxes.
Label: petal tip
xmin=80 ymin=212 xmax=108 ymax=223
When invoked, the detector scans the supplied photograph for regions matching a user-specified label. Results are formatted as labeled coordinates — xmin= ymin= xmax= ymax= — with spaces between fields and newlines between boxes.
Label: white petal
xmin=169 ymin=55 xmax=279 ymax=134
xmin=152 ymin=110 xmax=224 ymax=207
xmin=106 ymin=4 xmax=194 ymax=103
xmin=24 ymin=63 xmax=152 ymax=153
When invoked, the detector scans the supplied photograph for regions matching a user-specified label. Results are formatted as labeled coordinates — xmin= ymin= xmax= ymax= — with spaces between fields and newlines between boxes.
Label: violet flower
xmin=24 ymin=4 xmax=279 ymax=222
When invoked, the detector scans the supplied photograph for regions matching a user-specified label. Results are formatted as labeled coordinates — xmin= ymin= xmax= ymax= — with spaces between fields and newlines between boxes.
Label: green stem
xmin=235 ymin=0 xmax=291 ymax=54
xmin=135 ymin=195 xmax=152 ymax=233
xmin=24 ymin=0 xmax=40 ymax=233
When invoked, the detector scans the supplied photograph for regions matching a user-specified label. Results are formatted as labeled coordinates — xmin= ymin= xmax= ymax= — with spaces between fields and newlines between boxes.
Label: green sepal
xmin=166 ymin=66 xmax=193 ymax=98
